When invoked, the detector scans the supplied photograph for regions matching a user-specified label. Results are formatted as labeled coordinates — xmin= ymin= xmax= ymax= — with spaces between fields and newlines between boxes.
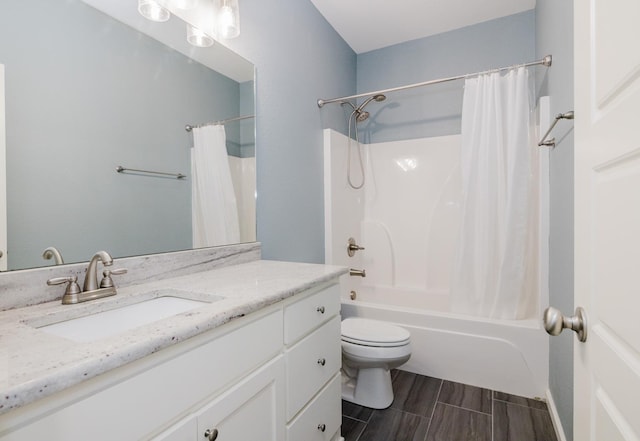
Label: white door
xmin=574 ymin=1 xmax=640 ymax=440
xmin=0 ymin=65 xmax=7 ymax=271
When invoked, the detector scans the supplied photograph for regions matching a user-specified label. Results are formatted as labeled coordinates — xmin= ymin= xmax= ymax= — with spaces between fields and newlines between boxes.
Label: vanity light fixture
xmin=138 ymin=0 xmax=171 ymax=22
xmin=217 ymin=0 xmax=240 ymax=39
xmin=187 ymin=24 xmax=214 ymax=47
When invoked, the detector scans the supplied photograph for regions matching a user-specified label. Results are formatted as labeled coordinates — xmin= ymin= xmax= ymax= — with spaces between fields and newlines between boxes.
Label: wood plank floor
xmin=342 ymin=370 xmax=558 ymax=441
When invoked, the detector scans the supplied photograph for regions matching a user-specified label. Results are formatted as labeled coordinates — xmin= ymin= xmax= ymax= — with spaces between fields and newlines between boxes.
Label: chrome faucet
xmin=83 ymin=250 xmax=114 ymax=292
xmin=42 ymin=246 xmax=64 ymax=265
xmin=47 ymin=250 xmax=127 ymax=304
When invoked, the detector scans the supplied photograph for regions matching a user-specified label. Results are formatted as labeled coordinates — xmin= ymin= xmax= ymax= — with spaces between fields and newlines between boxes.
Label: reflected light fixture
xmin=217 ymin=0 xmax=240 ymax=39
xmin=187 ymin=24 xmax=214 ymax=47
xmin=395 ymin=157 xmax=418 ymax=172
xmin=171 ymin=0 xmax=199 ymax=10
xmin=138 ymin=0 xmax=171 ymax=22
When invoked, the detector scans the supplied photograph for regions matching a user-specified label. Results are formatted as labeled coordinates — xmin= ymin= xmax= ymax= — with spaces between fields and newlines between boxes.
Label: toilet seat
xmin=341 ymin=318 xmax=410 ymax=347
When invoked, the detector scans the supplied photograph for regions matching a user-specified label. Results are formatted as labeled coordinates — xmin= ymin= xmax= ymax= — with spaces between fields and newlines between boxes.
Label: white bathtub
xmin=340 ymin=286 xmax=549 ymax=399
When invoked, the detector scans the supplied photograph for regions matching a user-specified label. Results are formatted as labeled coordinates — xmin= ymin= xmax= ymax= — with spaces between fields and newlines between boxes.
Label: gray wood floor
xmin=342 ymin=370 xmax=558 ymax=441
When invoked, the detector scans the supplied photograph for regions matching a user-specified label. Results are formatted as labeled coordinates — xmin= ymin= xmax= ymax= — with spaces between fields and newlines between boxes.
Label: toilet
xmin=341 ymin=317 xmax=412 ymax=409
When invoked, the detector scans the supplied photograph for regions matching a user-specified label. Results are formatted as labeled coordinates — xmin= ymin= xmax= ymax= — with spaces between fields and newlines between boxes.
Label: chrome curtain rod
xmin=116 ymin=166 xmax=186 ymax=179
xmin=185 ymin=114 xmax=255 ymax=132
xmin=317 ymin=55 xmax=553 ymax=108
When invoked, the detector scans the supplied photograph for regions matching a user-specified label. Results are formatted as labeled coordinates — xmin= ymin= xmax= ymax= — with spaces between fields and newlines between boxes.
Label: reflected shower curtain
xmin=191 ymin=125 xmax=240 ymax=247
xmin=450 ymin=67 xmax=538 ymax=320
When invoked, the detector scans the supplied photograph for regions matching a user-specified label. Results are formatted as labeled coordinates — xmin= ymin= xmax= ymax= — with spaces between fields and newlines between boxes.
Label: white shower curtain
xmin=191 ymin=125 xmax=240 ymax=247
xmin=450 ymin=67 xmax=538 ymax=320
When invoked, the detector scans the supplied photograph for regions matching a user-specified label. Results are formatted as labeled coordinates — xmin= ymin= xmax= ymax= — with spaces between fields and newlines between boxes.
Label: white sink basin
xmin=37 ymin=295 xmax=213 ymax=343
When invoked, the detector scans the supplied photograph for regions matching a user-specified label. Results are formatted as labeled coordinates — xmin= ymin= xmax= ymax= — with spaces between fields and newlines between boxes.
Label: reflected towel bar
xmin=116 ymin=166 xmax=186 ymax=179
xmin=538 ymin=111 xmax=574 ymax=147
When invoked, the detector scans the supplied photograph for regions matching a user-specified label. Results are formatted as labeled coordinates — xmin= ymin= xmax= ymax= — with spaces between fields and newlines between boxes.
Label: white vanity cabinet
xmin=0 ymin=280 xmax=342 ymax=441
xmin=284 ymin=284 xmax=342 ymax=441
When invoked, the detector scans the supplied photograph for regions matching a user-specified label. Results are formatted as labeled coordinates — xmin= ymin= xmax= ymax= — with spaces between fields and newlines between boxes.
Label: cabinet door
xmin=196 ymin=356 xmax=285 ymax=441
xmin=153 ymin=416 xmax=197 ymax=441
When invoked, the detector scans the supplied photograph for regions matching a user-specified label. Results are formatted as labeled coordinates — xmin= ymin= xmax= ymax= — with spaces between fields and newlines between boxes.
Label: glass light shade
xmin=171 ymin=0 xmax=199 ymax=10
xmin=187 ymin=24 xmax=214 ymax=47
xmin=217 ymin=0 xmax=240 ymax=39
xmin=138 ymin=0 xmax=170 ymax=22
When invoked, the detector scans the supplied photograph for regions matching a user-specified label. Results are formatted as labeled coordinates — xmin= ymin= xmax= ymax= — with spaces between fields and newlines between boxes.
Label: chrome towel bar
xmin=116 ymin=166 xmax=186 ymax=180
xmin=538 ymin=111 xmax=574 ymax=147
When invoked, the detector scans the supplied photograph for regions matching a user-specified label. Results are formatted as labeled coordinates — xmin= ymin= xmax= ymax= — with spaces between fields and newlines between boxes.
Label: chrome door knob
xmin=204 ymin=428 xmax=218 ymax=440
xmin=543 ymin=306 xmax=588 ymax=342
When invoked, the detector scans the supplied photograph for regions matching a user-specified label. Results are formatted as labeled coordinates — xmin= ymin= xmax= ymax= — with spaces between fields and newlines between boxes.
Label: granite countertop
xmin=0 ymin=259 xmax=347 ymax=415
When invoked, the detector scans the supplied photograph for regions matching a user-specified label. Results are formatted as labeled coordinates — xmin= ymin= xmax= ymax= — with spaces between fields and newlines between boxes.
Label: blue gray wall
xmin=1 ymin=0 xmax=242 ymax=270
xmin=223 ymin=0 xmax=357 ymax=263
xmin=536 ymin=1 xmax=574 ymax=439
xmin=356 ymin=10 xmax=535 ymax=144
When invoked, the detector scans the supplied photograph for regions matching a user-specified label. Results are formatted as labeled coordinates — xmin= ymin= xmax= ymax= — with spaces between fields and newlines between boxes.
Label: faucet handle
xmin=47 ymin=276 xmax=82 ymax=304
xmin=100 ymin=268 xmax=128 ymax=288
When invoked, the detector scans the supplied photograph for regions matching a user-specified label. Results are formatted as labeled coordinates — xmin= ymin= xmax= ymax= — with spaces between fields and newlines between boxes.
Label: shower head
xmin=351 ymin=94 xmax=386 ymax=123
xmin=355 ymin=94 xmax=386 ymax=113
xmin=355 ymin=111 xmax=370 ymax=122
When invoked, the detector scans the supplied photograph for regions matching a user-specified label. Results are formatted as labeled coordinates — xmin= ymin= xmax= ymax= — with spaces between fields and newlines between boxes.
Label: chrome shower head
xmin=356 ymin=94 xmax=386 ymax=113
xmin=351 ymin=94 xmax=386 ymax=123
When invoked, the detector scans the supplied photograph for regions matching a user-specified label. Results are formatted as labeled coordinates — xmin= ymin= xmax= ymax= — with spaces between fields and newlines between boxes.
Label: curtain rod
xmin=185 ymin=114 xmax=255 ymax=132
xmin=317 ymin=55 xmax=552 ymax=108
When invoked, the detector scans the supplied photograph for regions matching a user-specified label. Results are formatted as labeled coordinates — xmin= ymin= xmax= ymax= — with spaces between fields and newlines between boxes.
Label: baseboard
xmin=545 ymin=389 xmax=568 ymax=441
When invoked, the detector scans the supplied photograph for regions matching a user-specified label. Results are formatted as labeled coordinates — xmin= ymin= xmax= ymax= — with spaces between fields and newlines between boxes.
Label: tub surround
xmin=0 ymin=255 xmax=347 ymax=415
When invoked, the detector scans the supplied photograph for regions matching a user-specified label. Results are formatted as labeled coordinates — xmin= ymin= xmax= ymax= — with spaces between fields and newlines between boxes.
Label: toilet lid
xmin=341 ymin=318 xmax=410 ymax=347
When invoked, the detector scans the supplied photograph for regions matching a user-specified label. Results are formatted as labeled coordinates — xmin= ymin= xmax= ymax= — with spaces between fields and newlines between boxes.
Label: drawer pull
xmin=317 ymin=306 xmax=325 ymax=314
xmin=318 ymin=423 xmax=326 ymax=432
xmin=204 ymin=428 xmax=219 ymax=440
xmin=317 ymin=358 xmax=326 ymax=366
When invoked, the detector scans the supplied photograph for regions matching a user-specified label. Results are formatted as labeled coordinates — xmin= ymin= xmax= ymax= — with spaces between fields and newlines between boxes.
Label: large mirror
xmin=0 ymin=0 xmax=256 ymax=271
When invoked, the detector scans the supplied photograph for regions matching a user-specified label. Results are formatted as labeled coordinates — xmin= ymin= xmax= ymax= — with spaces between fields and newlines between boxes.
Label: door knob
xmin=204 ymin=428 xmax=218 ymax=440
xmin=543 ymin=306 xmax=588 ymax=342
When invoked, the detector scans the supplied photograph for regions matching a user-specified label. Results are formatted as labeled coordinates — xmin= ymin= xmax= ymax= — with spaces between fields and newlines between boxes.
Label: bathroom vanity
xmin=0 ymin=256 xmax=346 ymax=441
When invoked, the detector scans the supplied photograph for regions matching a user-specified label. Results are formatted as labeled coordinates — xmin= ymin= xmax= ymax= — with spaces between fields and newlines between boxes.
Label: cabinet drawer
xmin=287 ymin=373 xmax=341 ymax=441
xmin=286 ymin=316 xmax=341 ymax=420
xmin=284 ymin=284 xmax=340 ymax=345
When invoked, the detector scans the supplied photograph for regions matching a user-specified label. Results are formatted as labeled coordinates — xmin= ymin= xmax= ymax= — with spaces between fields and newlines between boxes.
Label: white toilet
xmin=340 ymin=317 xmax=411 ymax=409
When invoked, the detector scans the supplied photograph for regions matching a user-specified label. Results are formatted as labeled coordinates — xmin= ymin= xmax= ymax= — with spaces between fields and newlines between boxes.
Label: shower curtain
xmin=191 ymin=125 xmax=240 ymax=247
xmin=450 ymin=67 xmax=538 ymax=320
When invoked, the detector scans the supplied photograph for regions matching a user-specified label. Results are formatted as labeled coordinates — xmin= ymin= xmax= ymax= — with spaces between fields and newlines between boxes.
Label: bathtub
xmin=340 ymin=285 xmax=549 ymax=399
